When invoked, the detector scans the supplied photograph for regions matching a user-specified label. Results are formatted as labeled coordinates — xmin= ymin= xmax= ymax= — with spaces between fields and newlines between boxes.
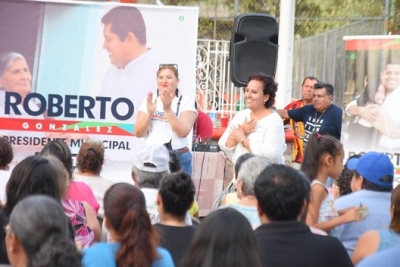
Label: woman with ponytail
xmin=82 ymin=183 xmax=174 ymax=267
xmin=5 ymin=195 xmax=82 ymax=267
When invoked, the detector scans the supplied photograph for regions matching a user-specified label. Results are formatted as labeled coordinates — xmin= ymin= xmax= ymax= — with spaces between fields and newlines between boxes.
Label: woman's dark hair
xmin=4 ymin=155 xmax=63 ymax=217
xmin=336 ymin=168 xmax=353 ymax=196
xmin=40 ymin=140 xmax=73 ymax=180
xmin=247 ymin=72 xmax=277 ymax=109
xmin=104 ymin=183 xmax=160 ymax=267
xmin=390 ymin=185 xmax=400 ymax=232
xmin=168 ymin=150 xmax=181 ymax=173
xmin=76 ymin=140 xmax=104 ymax=175
xmin=181 ymin=208 xmax=262 ymax=267
xmin=0 ymin=137 xmax=13 ymax=168
xmin=301 ymin=132 xmax=342 ymax=181
xmin=159 ymin=172 xmax=195 ymax=218
xmin=9 ymin=195 xmax=81 ymax=267
xmin=234 ymin=153 xmax=255 ymax=179
xmin=336 ymin=155 xmax=362 ymax=196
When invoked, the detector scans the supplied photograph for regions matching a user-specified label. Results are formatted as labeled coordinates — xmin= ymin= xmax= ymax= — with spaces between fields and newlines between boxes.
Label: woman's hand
xmin=147 ymin=92 xmax=156 ymax=114
xmin=230 ymin=126 xmax=246 ymax=143
xmin=160 ymin=90 xmax=174 ymax=112
xmin=240 ymin=117 xmax=257 ymax=135
xmin=358 ymin=104 xmax=378 ymax=123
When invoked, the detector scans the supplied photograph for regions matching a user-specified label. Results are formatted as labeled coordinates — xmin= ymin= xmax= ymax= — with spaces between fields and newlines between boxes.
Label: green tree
xmin=82 ymin=0 xmax=398 ymax=39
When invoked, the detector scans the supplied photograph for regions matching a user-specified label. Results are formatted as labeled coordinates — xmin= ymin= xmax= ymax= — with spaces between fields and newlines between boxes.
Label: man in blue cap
xmin=332 ymin=152 xmax=394 ymax=256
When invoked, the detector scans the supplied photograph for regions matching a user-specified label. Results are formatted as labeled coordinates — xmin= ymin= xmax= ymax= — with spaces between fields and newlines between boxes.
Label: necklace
xmin=313 ymin=110 xmax=326 ymax=123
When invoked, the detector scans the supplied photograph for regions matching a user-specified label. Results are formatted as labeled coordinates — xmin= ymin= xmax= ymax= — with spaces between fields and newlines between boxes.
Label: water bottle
xmin=208 ymin=109 xmax=217 ymax=126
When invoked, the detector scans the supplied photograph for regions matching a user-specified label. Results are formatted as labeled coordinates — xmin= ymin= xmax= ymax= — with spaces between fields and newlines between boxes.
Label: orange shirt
xmin=284 ymin=99 xmax=305 ymax=163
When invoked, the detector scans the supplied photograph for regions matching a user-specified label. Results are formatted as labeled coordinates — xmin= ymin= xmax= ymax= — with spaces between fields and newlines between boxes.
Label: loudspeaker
xmin=230 ymin=13 xmax=278 ymax=87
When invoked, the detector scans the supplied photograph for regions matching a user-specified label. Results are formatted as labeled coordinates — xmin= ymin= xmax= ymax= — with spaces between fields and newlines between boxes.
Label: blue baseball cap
xmin=346 ymin=157 xmax=359 ymax=170
xmin=347 ymin=152 xmax=394 ymax=188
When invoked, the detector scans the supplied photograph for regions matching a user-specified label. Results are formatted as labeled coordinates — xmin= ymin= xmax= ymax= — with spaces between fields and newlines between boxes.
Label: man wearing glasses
xmin=99 ymin=6 xmax=159 ymax=122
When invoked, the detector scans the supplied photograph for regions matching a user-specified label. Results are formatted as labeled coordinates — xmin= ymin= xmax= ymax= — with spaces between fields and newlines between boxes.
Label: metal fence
xmin=196 ymin=20 xmax=385 ymax=117
xmin=292 ymin=20 xmax=385 ymax=107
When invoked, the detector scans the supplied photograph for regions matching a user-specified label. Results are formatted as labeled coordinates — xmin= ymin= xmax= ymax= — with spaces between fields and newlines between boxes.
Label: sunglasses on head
xmin=159 ymin=64 xmax=178 ymax=70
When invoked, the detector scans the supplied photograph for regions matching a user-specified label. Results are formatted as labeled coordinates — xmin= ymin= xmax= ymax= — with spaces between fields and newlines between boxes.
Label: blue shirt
xmin=357 ymin=245 xmax=400 ymax=267
xmin=377 ymin=229 xmax=400 ymax=252
xmin=82 ymin=243 xmax=174 ymax=267
xmin=332 ymin=190 xmax=391 ymax=255
xmin=227 ymin=204 xmax=261 ymax=229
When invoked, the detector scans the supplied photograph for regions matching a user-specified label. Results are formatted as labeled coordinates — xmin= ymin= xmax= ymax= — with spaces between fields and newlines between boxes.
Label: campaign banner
xmin=342 ymin=36 xmax=400 ymax=186
xmin=0 ymin=0 xmax=199 ymax=183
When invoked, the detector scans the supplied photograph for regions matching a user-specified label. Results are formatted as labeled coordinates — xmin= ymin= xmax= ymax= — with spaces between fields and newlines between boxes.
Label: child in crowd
xmin=332 ymin=155 xmax=362 ymax=198
xmin=301 ymin=132 xmax=363 ymax=233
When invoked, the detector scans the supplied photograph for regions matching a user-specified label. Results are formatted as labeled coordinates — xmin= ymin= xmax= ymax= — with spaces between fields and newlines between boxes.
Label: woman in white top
xmin=134 ymin=64 xmax=197 ymax=175
xmin=218 ymin=72 xmax=286 ymax=165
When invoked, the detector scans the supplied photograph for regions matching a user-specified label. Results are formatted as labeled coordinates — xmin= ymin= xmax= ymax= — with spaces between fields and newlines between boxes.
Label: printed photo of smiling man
xmin=98 ymin=6 xmax=160 ymax=122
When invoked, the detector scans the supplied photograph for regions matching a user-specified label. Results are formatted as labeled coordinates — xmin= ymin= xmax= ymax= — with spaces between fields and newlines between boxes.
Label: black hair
xmin=336 ymin=154 xmax=362 ymax=196
xmin=247 ymin=72 xmax=277 ymax=108
xmin=301 ymin=132 xmax=342 ymax=181
xmin=101 ymin=6 xmax=146 ymax=44
xmin=159 ymin=172 xmax=195 ymax=218
xmin=336 ymin=168 xmax=354 ymax=196
xmin=168 ymin=150 xmax=181 ymax=173
xmin=0 ymin=137 xmax=13 ymax=168
xmin=4 ymin=155 xmax=62 ymax=218
xmin=181 ymin=208 xmax=262 ymax=267
xmin=254 ymin=164 xmax=310 ymax=221
xmin=356 ymin=171 xmax=393 ymax=192
xmin=314 ymin=82 xmax=334 ymax=96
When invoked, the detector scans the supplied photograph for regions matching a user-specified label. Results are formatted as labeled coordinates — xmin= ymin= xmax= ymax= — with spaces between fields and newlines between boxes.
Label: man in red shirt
xmin=284 ymin=76 xmax=318 ymax=167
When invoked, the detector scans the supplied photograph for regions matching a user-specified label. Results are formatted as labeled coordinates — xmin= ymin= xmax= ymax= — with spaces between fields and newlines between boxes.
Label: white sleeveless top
xmin=311 ymin=180 xmax=338 ymax=223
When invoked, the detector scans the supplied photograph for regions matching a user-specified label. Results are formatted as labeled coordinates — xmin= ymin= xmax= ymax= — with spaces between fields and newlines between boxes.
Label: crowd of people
xmin=2 ymin=3 xmax=400 ymax=266
xmin=0 ymin=66 xmax=399 ymax=267
xmin=1 ymin=14 xmax=400 ymax=264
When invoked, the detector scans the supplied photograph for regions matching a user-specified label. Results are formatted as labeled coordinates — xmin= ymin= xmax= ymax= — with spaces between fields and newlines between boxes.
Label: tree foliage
xmin=81 ymin=0 xmax=398 ymax=39
xmin=295 ymin=0 xmax=385 ymax=38
xmin=162 ymin=0 xmax=395 ymax=39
